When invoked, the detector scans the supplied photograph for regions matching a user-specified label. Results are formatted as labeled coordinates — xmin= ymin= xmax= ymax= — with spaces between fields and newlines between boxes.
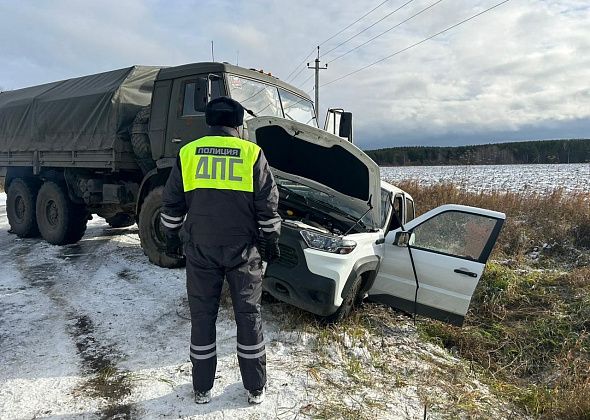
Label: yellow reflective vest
xmin=178 ymin=136 xmax=262 ymax=193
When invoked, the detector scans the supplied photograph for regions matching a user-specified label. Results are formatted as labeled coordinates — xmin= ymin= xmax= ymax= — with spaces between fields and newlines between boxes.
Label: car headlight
xmin=300 ymin=230 xmax=357 ymax=254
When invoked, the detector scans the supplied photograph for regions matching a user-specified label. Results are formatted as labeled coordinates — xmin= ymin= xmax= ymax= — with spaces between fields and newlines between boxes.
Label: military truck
xmin=0 ymin=62 xmax=326 ymax=267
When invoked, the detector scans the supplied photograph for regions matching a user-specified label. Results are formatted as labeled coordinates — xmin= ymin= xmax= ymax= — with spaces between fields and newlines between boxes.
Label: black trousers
xmin=185 ymin=242 xmax=266 ymax=392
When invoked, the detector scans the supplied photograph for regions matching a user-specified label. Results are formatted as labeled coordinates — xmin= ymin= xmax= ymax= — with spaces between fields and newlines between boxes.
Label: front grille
xmin=258 ymin=239 xmax=298 ymax=268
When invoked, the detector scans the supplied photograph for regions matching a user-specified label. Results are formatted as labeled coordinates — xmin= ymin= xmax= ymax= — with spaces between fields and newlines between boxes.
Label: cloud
xmin=1 ymin=0 xmax=589 ymax=148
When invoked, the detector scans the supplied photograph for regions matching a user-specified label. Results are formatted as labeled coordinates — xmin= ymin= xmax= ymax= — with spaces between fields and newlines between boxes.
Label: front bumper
xmin=259 ymin=224 xmax=339 ymax=317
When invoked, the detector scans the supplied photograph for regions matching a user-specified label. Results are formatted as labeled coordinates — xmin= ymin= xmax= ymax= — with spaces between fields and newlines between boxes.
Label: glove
xmin=165 ymin=232 xmax=184 ymax=259
xmin=264 ymin=236 xmax=281 ymax=263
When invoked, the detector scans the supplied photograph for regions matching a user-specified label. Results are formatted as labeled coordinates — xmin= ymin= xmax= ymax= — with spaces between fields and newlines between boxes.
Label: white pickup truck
xmin=249 ymin=117 xmax=505 ymax=325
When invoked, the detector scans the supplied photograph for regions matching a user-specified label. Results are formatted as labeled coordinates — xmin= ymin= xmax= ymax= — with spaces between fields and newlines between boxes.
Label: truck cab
xmin=134 ymin=63 xmax=321 ymax=267
xmin=147 ymin=62 xmax=317 ymax=162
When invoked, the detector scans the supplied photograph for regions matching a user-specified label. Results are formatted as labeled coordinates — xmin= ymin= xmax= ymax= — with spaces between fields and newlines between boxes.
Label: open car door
xmin=369 ymin=204 xmax=505 ymax=326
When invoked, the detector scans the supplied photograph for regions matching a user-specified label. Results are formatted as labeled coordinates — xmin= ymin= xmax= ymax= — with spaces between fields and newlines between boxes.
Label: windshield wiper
xmin=304 ymin=196 xmax=367 ymax=228
xmin=277 ymin=183 xmax=308 ymax=204
xmin=343 ymin=196 xmax=373 ymax=236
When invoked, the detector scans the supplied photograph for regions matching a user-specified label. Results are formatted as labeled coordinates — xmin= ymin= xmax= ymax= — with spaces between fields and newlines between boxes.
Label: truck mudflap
xmin=260 ymin=225 xmax=339 ymax=317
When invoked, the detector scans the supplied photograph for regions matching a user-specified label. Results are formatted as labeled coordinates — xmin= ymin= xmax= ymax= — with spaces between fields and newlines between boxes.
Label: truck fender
xmin=340 ymin=255 xmax=381 ymax=299
xmin=136 ymin=165 xmax=172 ymax=216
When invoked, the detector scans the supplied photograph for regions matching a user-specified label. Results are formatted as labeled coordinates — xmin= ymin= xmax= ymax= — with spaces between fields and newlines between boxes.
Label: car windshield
xmin=276 ymin=175 xmax=369 ymax=226
xmin=227 ymin=75 xmax=317 ymax=127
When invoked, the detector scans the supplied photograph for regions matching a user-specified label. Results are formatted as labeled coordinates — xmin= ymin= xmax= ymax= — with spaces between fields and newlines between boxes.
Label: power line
xmin=322 ymin=0 xmax=416 ymax=58
xmin=285 ymin=47 xmax=316 ymax=81
xmin=298 ymin=73 xmax=314 ymax=90
xmin=322 ymin=0 xmax=512 ymax=88
xmin=318 ymin=0 xmax=391 ymax=47
xmin=285 ymin=0 xmax=391 ymax=81
xmin=289 ymin=64 xmax=310 ymax=84
xmin=327 ymin=0 xmax=445 ymax=65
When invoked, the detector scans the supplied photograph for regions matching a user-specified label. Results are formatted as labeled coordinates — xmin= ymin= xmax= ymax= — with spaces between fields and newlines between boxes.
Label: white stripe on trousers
xmin=191 ymin=342 xmax=216 ymax=351
xmin=190 ymin=350 xmax=217 ymax=360
xmin=161 ymin=213 xmax=184 ymax=222
xmin=237 ymin=340 xmax=266 ymax=351
xmin=237 ymin=349 xmax=266 ymax=359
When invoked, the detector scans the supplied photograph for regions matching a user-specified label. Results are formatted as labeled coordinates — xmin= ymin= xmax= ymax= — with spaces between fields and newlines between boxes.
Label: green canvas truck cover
xmin=0 ymin=66 xmax=161 ymax=153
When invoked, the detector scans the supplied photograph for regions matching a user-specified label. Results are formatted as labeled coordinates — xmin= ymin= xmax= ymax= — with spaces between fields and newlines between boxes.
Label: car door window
xmin=405 ymin=198 xmax=415 ymax=223
xmin=411 ymin=211 xmax=498 ymax=262
xmin=380 ymin=189 xmax=391 ymax=228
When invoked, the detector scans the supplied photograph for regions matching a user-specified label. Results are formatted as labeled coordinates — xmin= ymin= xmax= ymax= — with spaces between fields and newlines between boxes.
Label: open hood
xmin=248 ymin=117 xmax=381 ymax=229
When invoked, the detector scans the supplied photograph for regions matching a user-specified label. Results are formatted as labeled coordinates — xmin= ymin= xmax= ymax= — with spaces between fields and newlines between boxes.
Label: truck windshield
xmin=227 ymin=75 xmax=317 ymax=127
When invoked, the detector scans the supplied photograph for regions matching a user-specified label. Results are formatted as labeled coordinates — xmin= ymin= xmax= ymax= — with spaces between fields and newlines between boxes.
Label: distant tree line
xmin=365 ymin=139 xmax=590 ymax=166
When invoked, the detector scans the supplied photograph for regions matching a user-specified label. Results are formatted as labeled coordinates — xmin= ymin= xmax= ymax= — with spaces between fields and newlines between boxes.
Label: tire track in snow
xmin=12 ymin=235 xmax=137 ymax=419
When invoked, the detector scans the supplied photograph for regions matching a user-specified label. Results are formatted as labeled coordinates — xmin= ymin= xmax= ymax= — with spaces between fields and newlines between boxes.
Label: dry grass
xmin=404 ymin=182 xmax=590 ymax=419
xmin=398 ymin=180 xmax=590 ymax=267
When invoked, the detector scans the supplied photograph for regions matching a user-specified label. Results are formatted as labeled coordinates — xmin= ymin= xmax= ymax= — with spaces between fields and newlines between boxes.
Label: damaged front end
xmin=249 ymin=117 xmax=381 ymax=316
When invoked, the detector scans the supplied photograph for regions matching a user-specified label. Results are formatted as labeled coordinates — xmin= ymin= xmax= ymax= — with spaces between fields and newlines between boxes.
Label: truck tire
xmin=106 ymin=213 xmax=135 ymax=228
xmin=138 ymin=186 xmax=185 ymax=268
xmin=36 ymin=181 xmax=89 ymax=245
xmin=6 ymin=178 xmax=40 ymax=238
xmin=131 ymin=107 xmax=156 ymax=174
xmin=322 ymin=274 xmax=364 ymax=324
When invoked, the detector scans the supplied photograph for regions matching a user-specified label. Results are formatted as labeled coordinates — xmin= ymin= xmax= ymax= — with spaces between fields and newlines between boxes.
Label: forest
xmin=365 ymin=139 xmax=590 ymax=166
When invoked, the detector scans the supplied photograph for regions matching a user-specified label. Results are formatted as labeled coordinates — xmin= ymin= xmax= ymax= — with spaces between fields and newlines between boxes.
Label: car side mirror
xmin=324 ymin=108 xmax=353 ymax=143
xmin=393 ymin=231 xmax=410 ymax=247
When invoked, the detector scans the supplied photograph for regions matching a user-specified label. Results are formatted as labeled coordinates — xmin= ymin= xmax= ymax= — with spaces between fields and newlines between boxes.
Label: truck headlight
xmin=300 ymin=230 xmax=357 ymax=254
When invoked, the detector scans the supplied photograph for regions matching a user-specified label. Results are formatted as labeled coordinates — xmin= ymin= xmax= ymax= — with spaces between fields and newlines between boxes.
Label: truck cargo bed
xmin=0 ymin=66 xmax=161 ymax=170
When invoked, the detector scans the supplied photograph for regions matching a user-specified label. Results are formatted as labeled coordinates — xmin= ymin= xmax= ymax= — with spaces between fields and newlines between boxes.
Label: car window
xmin=411 ymin=211 xmax=497 ymax=261
xmin=405 ymin=198 xmax=415 ymax=223
xmin=380 ymin=189 xmax=391 ymax=228
xmin=182 ymin=77 xmax=223 ymax=116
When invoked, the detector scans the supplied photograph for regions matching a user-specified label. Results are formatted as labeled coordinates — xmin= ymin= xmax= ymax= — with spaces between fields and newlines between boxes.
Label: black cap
xmin=205 ymin=96 xmax=244 ymax=128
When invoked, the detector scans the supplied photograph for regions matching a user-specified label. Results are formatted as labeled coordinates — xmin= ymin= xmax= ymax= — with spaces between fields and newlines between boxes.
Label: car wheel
xmin=106 ymin=213 xmax=135 ymax=228
xmin=36 ymin=181 xmax=88 ymax=245
xmin=322 ymin=274 xmax=364 ymax=324
xmin=6 ymin=178 xmax=40 ymax=238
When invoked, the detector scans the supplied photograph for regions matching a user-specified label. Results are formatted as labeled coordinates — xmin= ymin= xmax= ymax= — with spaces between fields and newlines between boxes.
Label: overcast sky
xmin=1 ymin=0 xmax=589 ymax=149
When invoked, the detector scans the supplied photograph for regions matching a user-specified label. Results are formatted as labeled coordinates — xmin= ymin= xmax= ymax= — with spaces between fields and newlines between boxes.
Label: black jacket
xmin=161 ymin=126 xmax=281 ymax=246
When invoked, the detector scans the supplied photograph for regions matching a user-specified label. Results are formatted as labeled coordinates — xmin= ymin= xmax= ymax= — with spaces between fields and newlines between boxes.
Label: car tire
xmin=131 ymin=107 xmax=156 ymax=174
xmin=138 ymin=186 xmax=185 ymax=268
xmin=36 ymin=181 xmax=88 ymax=245
xmin=106 ymin=213 xmax=135 ymax=228
xmin=6 ymin=178 xmax=40 ymax=238
xmin=322 ymin=274 xmax=364 ymax=324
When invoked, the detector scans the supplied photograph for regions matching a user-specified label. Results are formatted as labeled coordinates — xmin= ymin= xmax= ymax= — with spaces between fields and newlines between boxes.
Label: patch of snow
xmin=381 ymin=163 xmax=590 ymax=194
xmin=0 ymin=192 xmax=522 ymax=419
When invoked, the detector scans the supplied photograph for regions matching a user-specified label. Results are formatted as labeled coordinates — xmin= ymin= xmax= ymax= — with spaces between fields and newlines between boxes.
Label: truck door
xmin=370 ymin=204 xmax=505 ymax=326
xmin=165 ymin=74 xmax=225 ymax=153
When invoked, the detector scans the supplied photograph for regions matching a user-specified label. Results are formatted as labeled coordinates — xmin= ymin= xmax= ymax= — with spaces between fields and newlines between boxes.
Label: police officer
xmin=161 ymin=97 xmax=281 ymax=405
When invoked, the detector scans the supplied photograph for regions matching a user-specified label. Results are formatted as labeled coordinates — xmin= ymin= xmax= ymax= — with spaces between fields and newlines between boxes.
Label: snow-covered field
xmin=0 ymin=192 xmax=519 ymax=419
xmin=381 ymin=163 xmax=590 ymax=193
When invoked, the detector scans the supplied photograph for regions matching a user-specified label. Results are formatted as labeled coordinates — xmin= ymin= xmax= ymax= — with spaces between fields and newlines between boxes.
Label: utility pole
xmin=307 ymin=46 xmax=327 ymax=121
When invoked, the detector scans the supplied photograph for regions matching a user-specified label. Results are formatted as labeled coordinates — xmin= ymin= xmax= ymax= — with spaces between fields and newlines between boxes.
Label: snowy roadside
xmin=0 ymin=193 xmax=520 ymax=419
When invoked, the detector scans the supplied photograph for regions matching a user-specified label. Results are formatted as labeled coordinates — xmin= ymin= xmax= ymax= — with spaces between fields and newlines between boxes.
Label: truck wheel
xmin=138 ymin=186 xmax=185 ymax=268
xmin=106 ymin=213 xmax=135 ymax=228
xmin=6 ymin=178 xmax=40 ymax=238
xmin=36 ymin=181 xmax=89 ymax=245
xmin=131 ymin=107 xmax=156 ymax=174
xmin=322 ymin=274 xmax=364 ymax=324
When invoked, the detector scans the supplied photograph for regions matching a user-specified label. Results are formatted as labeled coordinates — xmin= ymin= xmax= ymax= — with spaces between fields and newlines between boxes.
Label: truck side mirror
xmin=324 ymin=109 xmax=354 ymax=143
xmin=338 ymin=111 xmax=353 ymax=141
xmin=393 ymin=231 xmax=411 ymax=247
xmin=194 ymin=77 xmax=208 ymax=112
